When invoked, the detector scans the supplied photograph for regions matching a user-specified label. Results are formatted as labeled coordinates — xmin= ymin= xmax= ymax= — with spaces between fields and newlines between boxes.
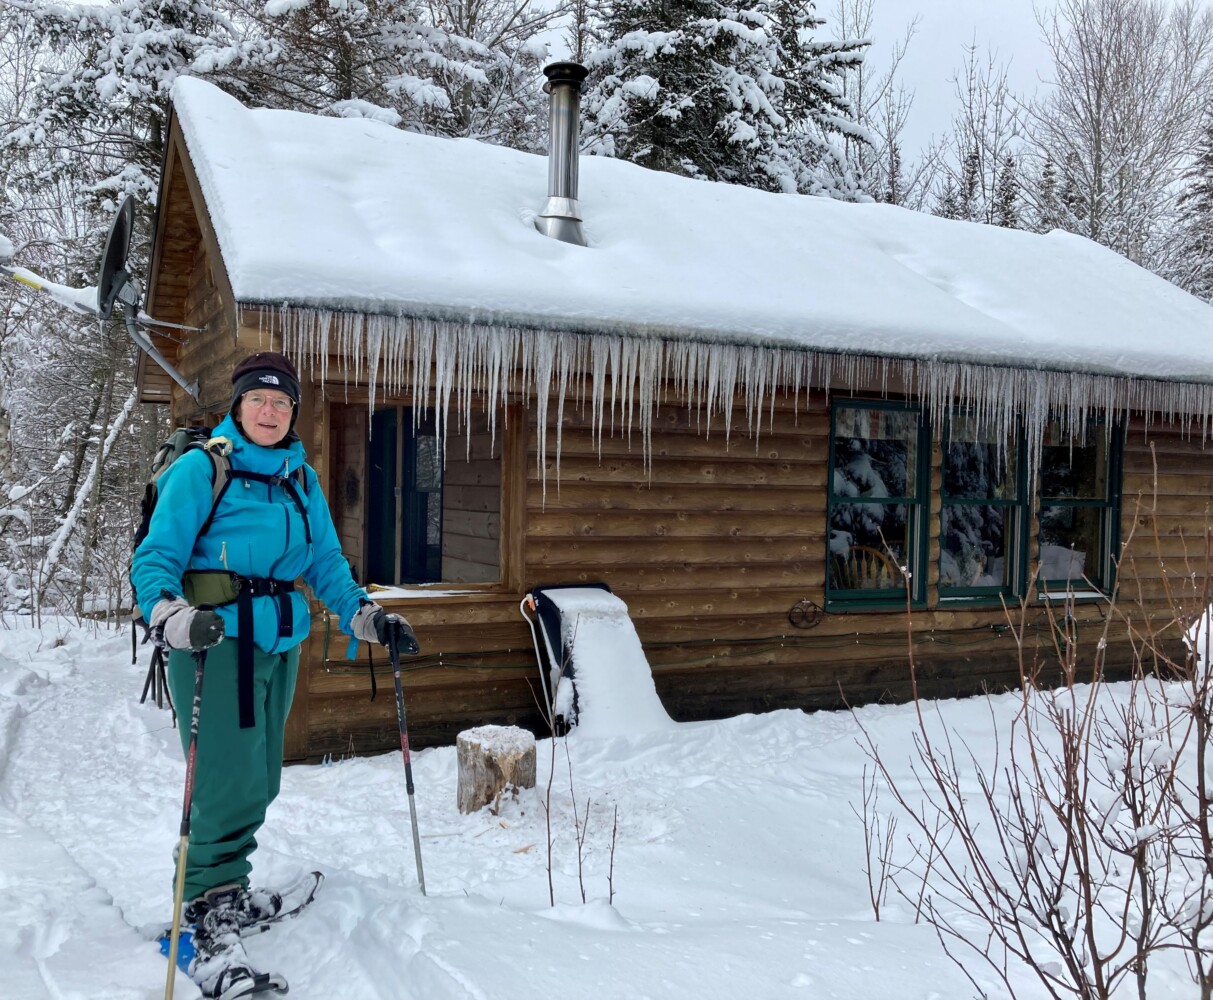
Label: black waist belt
xmin=234 ymin=577 xmax=296 ymax=729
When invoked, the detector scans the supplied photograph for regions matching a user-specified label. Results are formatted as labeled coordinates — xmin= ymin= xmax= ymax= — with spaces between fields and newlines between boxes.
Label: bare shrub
xmin=855 ymin=470 xmax=1212 ymax=1000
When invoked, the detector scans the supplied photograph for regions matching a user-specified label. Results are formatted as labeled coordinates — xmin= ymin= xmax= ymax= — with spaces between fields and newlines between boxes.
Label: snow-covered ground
xmin=0 ymin=616 xmax=1206 ymax=1000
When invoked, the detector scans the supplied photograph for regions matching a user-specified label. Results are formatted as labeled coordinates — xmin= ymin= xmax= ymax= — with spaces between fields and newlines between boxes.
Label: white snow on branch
xmin=40 ymin=389 xmax=138 ymax=582
xmin=331 ymin=100 xmax=402 ymax=127
xmin=5 ymin=267 xmax=98 ymax=316
xmin=263 ymin=0 xmax=310 ymax=15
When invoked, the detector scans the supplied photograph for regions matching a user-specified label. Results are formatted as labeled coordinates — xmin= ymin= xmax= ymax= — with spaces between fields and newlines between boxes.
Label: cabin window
xmin=1037 ymin=420 xmax=1122 ymax=595
xmin=938 ymin=415 xmax=1028 ymax=600
xmin=827 ymin=401 xmax=929 ymax=606
xmin=329 ymin=403 xmax=503 ymax=586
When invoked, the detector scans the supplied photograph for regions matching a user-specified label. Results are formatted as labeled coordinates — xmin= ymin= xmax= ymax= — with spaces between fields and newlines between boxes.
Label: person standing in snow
xmin=131 ymin=351 xmax=411 ymax=998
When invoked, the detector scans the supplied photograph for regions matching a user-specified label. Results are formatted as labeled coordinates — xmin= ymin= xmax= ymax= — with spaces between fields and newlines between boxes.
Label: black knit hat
xmin=231 ymin=352 xmax=301 ymax=433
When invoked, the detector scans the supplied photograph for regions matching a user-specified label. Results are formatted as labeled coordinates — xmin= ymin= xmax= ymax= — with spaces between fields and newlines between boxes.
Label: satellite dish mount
xmin=97 ymin=197 xmax=200 ymax=403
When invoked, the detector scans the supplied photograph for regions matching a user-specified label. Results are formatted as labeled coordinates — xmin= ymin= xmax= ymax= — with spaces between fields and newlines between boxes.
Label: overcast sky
xmin=855 ymin=0 xmax=1054 ymax=153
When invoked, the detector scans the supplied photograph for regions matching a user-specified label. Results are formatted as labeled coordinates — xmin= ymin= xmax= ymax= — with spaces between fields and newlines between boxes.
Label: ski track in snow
xmin=0 ymin=617 xmax=1093 ymax=1000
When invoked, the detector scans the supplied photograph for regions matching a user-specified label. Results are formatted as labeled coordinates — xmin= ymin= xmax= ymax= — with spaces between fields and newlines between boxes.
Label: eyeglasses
xmin=243 ymin=392 xmax=295 ymax=414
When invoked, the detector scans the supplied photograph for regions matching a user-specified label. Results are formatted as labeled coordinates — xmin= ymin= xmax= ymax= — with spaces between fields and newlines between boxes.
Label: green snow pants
xmin=167 ymin=638 xmax=300 ymax=901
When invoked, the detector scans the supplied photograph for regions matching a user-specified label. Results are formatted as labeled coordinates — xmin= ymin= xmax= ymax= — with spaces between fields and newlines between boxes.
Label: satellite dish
xmin=97 ymin=196 xmax=135 ymax=320
xmin=3 ymin=196 xmax=200 ymax=402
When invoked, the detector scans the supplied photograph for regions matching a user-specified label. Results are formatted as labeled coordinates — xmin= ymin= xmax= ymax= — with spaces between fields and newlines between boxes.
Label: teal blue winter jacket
xmin=131 ymin=413 xmax=367 ymax=654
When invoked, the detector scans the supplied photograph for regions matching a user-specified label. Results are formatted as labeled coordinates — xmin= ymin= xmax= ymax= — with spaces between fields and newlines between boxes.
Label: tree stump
xmin=456 ymin=725 xmax=537 ymax=814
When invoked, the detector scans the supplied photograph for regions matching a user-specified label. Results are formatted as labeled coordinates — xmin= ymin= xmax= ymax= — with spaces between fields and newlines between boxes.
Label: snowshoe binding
xmin=205 ymin=967 xmax=289 ymax=1000
xmin=190 ymin=886 xmax=289 ymax=999
xmin=182 ymin=871 xmax=324 ymax=937
xmin=157 ymin=870 xmax=323 ymax=965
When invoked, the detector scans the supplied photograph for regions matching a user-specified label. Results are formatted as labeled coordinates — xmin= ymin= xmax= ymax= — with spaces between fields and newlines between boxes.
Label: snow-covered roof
xmin=172 ymin=77 xmax=1212 ymax=387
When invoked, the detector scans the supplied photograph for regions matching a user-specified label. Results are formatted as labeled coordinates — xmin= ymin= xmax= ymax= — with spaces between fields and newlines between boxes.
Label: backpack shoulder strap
xmin=293 ymin=462 xmax=316 ymax=496
xmin=197 ymin=441 xmax=234 ymax=538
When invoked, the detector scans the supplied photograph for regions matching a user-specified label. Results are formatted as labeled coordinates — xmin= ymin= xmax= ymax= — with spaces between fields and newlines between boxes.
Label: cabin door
xmin=367 ymin=407 xmax=443 ymax=584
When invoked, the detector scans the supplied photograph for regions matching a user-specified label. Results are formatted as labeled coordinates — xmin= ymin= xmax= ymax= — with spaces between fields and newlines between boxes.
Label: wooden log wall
xmin=1118 ymin=417 xmax=1213 ymax=628
xmin=442 ymin=419 xmax=502 ymax=583
xmin=146 ymin=125 xmax=248 ymax=418
xmin=145 ymin=130 xmax=1212 ymax=764
xmin=286 ymin=387 xmax=1212 ymax=763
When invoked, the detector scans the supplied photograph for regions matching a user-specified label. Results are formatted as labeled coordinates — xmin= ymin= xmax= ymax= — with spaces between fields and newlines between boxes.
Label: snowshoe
xmin=208 ymin=967 xmax=289 ymax=1000
xmin=156 ymin=871 xmax=323 ymax=956
xmin=191 ymin=891 xmax=289 ymax=999
xmin=185 ymin=871 xmax=324 ymax=936
xmin=155 ymin=872 xmax=321 ymax=984
xmin=241 ymin=870 xmax=324 ymax=936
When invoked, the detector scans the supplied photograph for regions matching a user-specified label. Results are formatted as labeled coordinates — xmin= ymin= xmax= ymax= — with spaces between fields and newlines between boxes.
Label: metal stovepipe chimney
xmin=534 ymin=61 xmax=589 ymax=247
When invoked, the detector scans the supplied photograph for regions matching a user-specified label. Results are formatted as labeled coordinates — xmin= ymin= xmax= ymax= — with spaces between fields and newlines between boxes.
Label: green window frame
xmin=1036 ymin=419 xmax=1124 ymax=597
xmin=938 ymin=415 xmax=1030 ymax=602
xmin=827 ymin=399 xmax=930 ymax=607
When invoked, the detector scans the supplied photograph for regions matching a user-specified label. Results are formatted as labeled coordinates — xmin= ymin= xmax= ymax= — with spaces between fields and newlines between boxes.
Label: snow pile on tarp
xmin=541 ymin=588 xmax=674 ymax=739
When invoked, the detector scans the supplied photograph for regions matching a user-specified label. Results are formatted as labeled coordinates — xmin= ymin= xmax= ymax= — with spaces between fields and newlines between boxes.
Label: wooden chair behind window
xmin=830 ymin=544 xmax=901 ymax=591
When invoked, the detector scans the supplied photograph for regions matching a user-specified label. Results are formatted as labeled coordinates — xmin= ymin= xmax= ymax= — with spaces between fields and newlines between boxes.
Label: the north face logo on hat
xmin=259 ymin=374 xmax=281 ymax=385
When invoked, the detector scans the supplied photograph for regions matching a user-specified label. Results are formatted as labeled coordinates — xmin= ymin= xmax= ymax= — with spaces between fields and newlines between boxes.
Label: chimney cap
xmin=542 ymin=62 xmax=589 ymax=88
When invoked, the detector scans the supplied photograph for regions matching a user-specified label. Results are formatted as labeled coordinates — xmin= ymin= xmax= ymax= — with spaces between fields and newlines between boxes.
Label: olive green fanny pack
xmin=182 ymin=570 xmax=243 ymax=607
xmin=183 ymin=570 xmax=298 ymax=609
xmin=180 ymin=570 xmax=298 ymax=730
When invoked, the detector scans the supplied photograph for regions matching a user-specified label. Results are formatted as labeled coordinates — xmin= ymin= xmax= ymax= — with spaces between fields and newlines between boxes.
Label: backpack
xmin=132 ymin=425 xmax=309 ymax=721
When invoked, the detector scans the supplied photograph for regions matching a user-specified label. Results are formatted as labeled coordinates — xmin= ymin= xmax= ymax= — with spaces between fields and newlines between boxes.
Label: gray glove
xmin=151 ymin=597 xmax=225 ymax=651
xmin=351 ymin=602 xmax=418 ymax=652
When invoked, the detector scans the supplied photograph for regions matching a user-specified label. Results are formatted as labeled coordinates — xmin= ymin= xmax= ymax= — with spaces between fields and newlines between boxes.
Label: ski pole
xmin=165 ymin=649 xmax=206 ymax=1000
xmin=388 ymin=625 xmax=426 ymax=895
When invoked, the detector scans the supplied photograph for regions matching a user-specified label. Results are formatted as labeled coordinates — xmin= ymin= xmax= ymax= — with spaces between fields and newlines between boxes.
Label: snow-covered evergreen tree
xmin=957 ymin=147 xmax=979 ymax=221
xmin=992 ymin=153 xmax=1020 ymax=229
xmin=1174 ymin=108 xmax=1213 ymax=300
xmin=882 ymin=140 xmax=903 ymax=205
xmin=217 ymin=0 xmax=552 ymax=148
xmin=384 ymin=0 xmax=552 ymax=148
xmin=3 ymin=0 xmax=252 ymax=205
xmin=1035 ymin=156 xmax=1060 ymax=232
xmin=933 ymin=179 xmax=963 ymax=220
xmin=583 ymin=0 xmax=869 ymax=195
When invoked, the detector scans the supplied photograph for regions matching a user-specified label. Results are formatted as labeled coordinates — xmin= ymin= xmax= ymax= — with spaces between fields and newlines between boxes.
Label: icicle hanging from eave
xmin=253 ymin=303 xmax=1213 ymax=498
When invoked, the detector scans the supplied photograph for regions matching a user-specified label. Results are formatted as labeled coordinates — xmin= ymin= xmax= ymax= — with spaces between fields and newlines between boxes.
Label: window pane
xmin=940 ymin=506 xmax=1010 ymax=589
xmin=414 ymin=435 xmax=442 ymax=491
xmin=833 ymin=407 xmax=918 ymax=500
xmin=1041 ymin=422 xmax=1108 ymax=500
xmin=944 ymin=415 xmax=1016 ymax=499
xmin=1039 ymin=506 xmax=1104 ymax=586
xmin=426 ymin=491 xmax=442 ymax=546
xmin=829 ymin=503 xmax=909 ymax=592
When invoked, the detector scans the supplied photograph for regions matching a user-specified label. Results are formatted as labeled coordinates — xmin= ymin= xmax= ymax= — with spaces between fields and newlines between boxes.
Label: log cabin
xmin=140 ymin=69 xmax=1213 ymax=762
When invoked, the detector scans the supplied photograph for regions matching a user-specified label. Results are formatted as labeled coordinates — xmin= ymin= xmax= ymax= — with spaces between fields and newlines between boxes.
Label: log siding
xmin=142 ymin=127 xmax=1212 ymax=763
